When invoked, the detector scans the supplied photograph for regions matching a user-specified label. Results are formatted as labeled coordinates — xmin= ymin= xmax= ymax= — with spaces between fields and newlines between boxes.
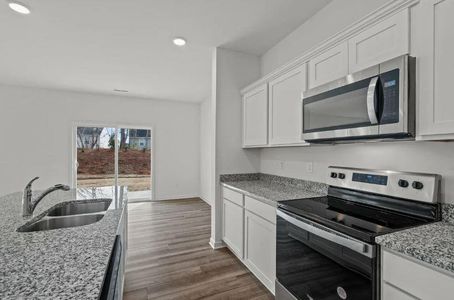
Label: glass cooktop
xmin=278 ymin=196 xmax=433 ymax=243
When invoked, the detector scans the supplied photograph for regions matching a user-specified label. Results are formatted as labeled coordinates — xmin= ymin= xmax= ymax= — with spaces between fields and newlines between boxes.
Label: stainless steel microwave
xmin=302 ymin=55 xmax=415 ymax=143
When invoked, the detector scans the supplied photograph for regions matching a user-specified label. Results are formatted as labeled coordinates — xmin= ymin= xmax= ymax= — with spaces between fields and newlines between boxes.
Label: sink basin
xmin=18 ymin=214 xmax=105 ymax=232
xmin=46 ymin=199 xmax=112 ymax=216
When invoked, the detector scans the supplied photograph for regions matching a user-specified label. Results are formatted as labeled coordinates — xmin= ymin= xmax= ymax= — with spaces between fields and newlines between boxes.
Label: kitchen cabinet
xmin=243 ymin=84 xmax=268 ymax=147
xmin=116 ymin=203 xmax=128 ymax=299
xmin=381 ymin=249 xmax=454 ymax=299
xmin=244 ymin=207 xmax=276 ymax=293
xmin=382 ymin=282 xmax=417 ymax=300
xmin=221 ymin=186 xmax=276 ymax=294
xmin=348 ymin=9 xmax=409 ymax=73
xmin=308 ymin=42 xmax=348 ymax=89
xmin=222 ymin=188 xmax=244 ymax=258
xmin=268 ymin=64 xmax=308 ymax=146
xmin=415 ymin=0 xmax=454 ymax=139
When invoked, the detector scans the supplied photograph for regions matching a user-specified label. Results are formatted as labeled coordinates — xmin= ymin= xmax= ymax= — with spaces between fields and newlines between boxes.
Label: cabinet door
xmin=243 ymin=84 xmax=268 ymax=147
xmin=348 ymin=9 xmax=410 ymax=73
xmin=222 ymin=198 xmax=244 ymax=258
xmin=244 ymin=210 xmax=276 ymax=293
xmin=415 ymin=0 xmax=454 ymax=138
xmin=116 ymin=203 xmax=127 ymax=298
xmin=308 ymin=42 xmax=348 ymax=89
xmin=382 ymin=249 xmax=454 ymax=299
xmin=268 ymin=64 xmax=308 ymax=145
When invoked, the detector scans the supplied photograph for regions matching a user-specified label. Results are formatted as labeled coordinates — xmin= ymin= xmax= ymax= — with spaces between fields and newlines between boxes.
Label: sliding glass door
xmin=75 ymin=125 xmax=152 ymax=201
xmin=117 ymin=128 xmax=152 ymax=201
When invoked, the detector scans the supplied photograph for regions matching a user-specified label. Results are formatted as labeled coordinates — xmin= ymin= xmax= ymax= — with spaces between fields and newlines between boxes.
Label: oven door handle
xmin=277 ymin=210 xmax=374 ymax=258
xmin=366 ymin=76 xmax=379 ymax=125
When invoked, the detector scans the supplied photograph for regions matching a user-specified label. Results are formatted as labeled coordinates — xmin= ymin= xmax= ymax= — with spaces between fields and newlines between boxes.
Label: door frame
xmin=71 ymin=121 xmax=155 ymax=201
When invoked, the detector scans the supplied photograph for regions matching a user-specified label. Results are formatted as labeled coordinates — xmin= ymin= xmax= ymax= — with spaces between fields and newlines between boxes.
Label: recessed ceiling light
xmin=8 ymin=1 xmax=31 ymax=14
xmin=113 ymin=89 xmax=128 ymax=93
xmin=173 ymin=37 xmax=187 ymax=47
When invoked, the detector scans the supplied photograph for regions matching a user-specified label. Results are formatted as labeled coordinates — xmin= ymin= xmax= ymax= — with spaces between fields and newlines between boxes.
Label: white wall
xmin=0 ymin=84 xmax=200 ymax=200
xmin=210 ymin=48 xmax=261 ymax=247
xmin=261 ymin=142 xmax=454 ymax=203
xmin=261 ymin=0 xmax=389 ymax=75
xmin=199 ymin=98 xmax=211 ymax=205
xmin=259 ymin=0 xmax=454 ymax=204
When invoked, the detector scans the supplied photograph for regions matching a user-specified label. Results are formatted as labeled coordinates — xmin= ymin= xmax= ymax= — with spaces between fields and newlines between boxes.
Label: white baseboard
xmin=209 ymin=238 xmax=225 ymax=249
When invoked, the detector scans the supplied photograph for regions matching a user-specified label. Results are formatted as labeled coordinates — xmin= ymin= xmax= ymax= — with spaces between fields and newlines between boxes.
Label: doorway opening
xmin=74 ymin=125 xmax=153 ymax=201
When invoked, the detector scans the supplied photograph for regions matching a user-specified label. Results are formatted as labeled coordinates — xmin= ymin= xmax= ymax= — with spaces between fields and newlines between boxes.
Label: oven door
xmin=302 ymin=66 xmax=381 ymax=142
xmin=276 ymin=209 xmax=377 ymax=300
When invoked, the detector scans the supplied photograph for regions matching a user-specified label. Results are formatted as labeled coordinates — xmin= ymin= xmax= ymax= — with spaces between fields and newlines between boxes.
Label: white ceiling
xmin=0 ymin=0 xmax=331 ymax=102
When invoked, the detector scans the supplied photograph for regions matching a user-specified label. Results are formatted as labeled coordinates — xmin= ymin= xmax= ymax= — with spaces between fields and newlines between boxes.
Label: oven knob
xmin=338 ymin=173 xmax=346 ymax=179
xmin=412 ymin=181 xmax=424 ymax=190
xmin=330 ymin=172 xmax=338 ymax=178
xmin=398 ymin=179 xmax=409 ymax=188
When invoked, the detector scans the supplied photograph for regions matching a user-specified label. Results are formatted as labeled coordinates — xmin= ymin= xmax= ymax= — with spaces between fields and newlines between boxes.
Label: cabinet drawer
xmin=382 ymin=250 xmax=454 ymax=299
xmin=245 ymin=196 xmax=276 ymax=224
xmin=222 ymin=187 xmax=244 ymax=207
xmin=382 ymin=282 xmax=416 ymax=300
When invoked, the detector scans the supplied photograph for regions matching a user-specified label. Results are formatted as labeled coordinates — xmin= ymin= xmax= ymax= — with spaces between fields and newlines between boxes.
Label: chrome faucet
xmin=22 ymin=177 xmax=70 ymax=217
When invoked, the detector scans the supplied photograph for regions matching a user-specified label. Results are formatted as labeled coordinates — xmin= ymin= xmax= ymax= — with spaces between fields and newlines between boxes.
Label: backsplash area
xmin=260 ymin=140 xmax=454 ymax=203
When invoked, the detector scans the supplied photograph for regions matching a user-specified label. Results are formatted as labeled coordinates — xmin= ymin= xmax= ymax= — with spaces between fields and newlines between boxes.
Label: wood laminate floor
xmin=123 ymin=198 xmax=274 ymax=300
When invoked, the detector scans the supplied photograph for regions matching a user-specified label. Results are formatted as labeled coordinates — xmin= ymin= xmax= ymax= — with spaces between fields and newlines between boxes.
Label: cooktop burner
xmin=278 ymin=195 xmax=434 ymax=243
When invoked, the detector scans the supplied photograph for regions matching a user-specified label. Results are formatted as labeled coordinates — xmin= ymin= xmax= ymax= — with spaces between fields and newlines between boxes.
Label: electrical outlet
xmin=280 ymin=161 xmax=285 ymax=170
xmin=307 ymin=162 xmax=313 ymax=173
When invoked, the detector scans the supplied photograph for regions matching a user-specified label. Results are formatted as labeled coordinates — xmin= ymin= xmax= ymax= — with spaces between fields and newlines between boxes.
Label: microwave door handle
xmin=367 ymin=76 xmax=379 ymax=124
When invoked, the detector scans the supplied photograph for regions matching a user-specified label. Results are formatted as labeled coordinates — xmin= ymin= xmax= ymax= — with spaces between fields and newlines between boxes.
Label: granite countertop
xmin=376 ymin=204 xmax=454 ymax=274
xmin=220 ymin=173 xmax=328 ymax=206
xmin=0 ymin=186 xmax=128 ymax=299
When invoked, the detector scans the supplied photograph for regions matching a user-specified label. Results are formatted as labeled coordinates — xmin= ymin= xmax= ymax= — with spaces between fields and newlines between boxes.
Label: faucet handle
xmin=25 ymin=177 xmax=40 ymax=190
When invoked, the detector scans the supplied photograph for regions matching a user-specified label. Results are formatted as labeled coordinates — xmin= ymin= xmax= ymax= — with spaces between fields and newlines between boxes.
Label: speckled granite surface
xmin=221 ymin=173 xmax=328 ymax=206
xmin=376 ymin=203 xmax=454 ymax=274
xmin=376 ymin=221 xmax=454 ymax=273
xmin=442 ymin=203 xmax=454 ymax=223
xmin=0 ymin=186 xmax=127 ymax=299
xmin=219 ymin=173 xmax=259 ymax=182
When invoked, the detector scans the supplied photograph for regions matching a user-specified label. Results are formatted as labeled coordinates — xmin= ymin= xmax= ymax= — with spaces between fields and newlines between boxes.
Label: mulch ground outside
xmin=77 ymin=148 xmax=151 ymax=175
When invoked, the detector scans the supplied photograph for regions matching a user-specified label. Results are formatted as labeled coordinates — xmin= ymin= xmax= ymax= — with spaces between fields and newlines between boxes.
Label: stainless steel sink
xmin=46 ymin=199 xmax=112 ymax=216
xmin=18 ymin=214 xmax=105 ymax=232
xmin=17 ymin=199 xmax=112 ymax=232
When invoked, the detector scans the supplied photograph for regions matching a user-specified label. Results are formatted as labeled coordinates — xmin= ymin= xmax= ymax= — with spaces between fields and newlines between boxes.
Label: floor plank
xmin=124 ymin=198 xmax=274 ymax=300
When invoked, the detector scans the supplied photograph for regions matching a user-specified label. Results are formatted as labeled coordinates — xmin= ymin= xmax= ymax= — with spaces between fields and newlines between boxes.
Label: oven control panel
xmin=327 ymin=166 xmax=441 ymax=203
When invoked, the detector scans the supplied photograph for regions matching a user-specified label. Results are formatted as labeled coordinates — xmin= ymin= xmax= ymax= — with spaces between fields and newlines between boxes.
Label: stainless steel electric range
xmin=276 ymin=166 xmax=441 ymax=300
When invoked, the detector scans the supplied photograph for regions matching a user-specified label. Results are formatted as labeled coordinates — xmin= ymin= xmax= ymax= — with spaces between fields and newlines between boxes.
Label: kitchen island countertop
xmin=0 ymin=186 xmax=127 ymax=299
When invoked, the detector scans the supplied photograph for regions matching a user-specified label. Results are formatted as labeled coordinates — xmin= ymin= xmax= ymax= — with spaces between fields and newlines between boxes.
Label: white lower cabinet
xmin=381 ymin=249 xmax=454 ymax=299
xmin=222 ymin=197 xmax=244 ymax=258
xmin=244 ymin=210 xmax=276 ymax=294
xmin=382 ymin=282 xmax=417 ymax=300
xmin=221 ymin=187 xmax=276 ymax=294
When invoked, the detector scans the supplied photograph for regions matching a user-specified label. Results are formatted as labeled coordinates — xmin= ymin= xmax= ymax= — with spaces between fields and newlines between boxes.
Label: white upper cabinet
xmin=243 ymin=84 xmax=268 ymax=147
xmin=308 ymin=42 xmax=348 ymax=89
xmin=415 ymin=0 xmax=454 ymax=139
xmin=348 ymin=9 xmax=410 ymax=73
xmin=268 ymin=64 xmax=308 ymax=146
